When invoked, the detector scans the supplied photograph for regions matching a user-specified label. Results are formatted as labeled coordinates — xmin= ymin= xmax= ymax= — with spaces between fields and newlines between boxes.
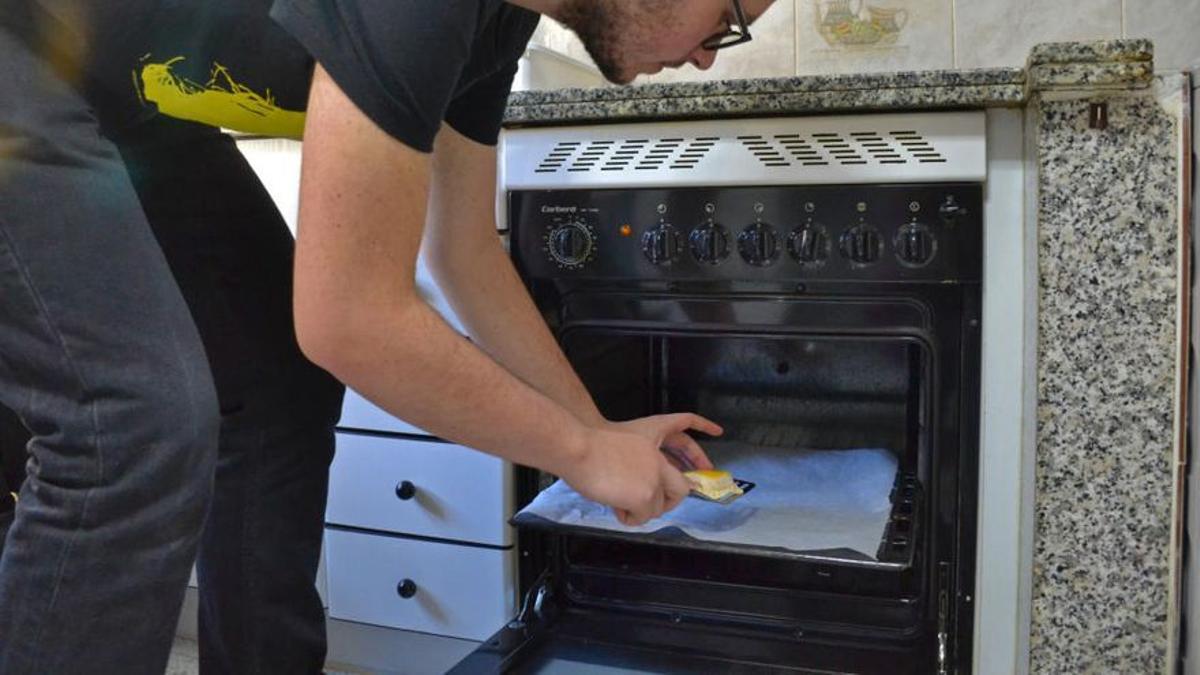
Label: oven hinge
xmin=509 ymin=569 xmax=555 ymax=630
xmin=937 ymin=561 xmax=951 ymax=675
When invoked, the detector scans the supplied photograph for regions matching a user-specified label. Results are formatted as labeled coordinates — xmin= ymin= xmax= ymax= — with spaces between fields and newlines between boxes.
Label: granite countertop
xmin=504 ymin=39 xmax=1154 ymax=127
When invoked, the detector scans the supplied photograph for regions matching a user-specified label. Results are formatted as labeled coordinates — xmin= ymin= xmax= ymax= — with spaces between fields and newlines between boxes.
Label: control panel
xmin=511 ymin=184 xmax=982 ymax=283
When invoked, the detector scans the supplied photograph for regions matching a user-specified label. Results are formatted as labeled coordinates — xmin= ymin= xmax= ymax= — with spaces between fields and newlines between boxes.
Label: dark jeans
xmin=0 ymin=9 xmax=343 ymax=674
xmin=0 ymin=404 xmax=26 ymax=521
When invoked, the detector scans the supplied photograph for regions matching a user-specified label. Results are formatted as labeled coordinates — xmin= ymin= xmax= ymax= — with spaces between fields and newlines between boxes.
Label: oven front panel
xmin=493 ymin=184 xmax=982 ymax=674
xmin=509 ymin=185 xmax=982 ymax=286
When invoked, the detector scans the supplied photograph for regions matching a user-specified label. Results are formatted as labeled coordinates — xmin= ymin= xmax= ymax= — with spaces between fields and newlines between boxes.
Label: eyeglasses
xmin=702 ymin=0 xmax=753 ymax=51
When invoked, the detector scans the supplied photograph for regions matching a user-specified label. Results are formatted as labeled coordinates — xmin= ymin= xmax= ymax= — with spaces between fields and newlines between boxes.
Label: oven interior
xmin=507 ymin=324 xmax=938 ymax=670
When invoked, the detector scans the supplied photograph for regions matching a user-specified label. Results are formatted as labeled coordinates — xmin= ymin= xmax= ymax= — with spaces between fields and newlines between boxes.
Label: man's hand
xmin=606 ymin=413 xmax=722 ymax=472
xmin=558 ymin=413 xmax=723 ymax=526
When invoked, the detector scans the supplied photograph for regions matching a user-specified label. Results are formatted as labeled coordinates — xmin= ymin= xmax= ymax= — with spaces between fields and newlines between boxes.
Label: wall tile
xmin=954 ymin=0 xmax=1122 ymax=69
xmin=1124 ymin=0 xmax=1200 ymax=71
xmin=638 ymin=0 xmax=798 ymax=84
xmin=794 ymin=0 xmax=953 ymax=75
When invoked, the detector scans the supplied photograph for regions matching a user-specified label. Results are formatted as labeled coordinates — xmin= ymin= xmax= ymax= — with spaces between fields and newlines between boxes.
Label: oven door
xmin=450 ymin=290 xmax=970 ymax=674
xmin=448 ymin=600 xmax=926 ymax=674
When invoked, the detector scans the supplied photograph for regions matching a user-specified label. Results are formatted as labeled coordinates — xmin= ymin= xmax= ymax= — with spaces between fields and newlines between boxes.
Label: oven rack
xmin=876 ymin=471 xmax=921 ymax=564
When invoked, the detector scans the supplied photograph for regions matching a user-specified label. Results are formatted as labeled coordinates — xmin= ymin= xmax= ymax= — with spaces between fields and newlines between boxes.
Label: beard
xmin=558 ymin=0 xmax=681 ymax=84
xmin=556 ymin=0 xmax=631 ymax=83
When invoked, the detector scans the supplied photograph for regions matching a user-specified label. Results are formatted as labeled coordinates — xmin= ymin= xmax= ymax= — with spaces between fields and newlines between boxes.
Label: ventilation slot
xmin=813 ymin=133 xmax=867 ymax=166
xmin=624 ymin=141 xmax=651 ymax=170
xmin=632 ymin=138 xmax=677 ymax=171
xmin=775 ymin=134 xmax=828 ymax=166
xmin=531 ymin=125 xmax=954 ymax=176
xmin=890 ymin=130 xmax=947 ymax=163
xmin=512 ymin=112 xmax=982 ymax=185
xmin=535 ymin=141 xmax=582 ymax=173
xmin=850 ymin=131 xmax=906 ymax=165
xmin=560 ymin=140 xmax=610 ymax=172
xmin=740 ymin=135 xmax=790 ymax=167
xmin=671 ymin=137 xmax=717 ymax=169
xmin=596 ymin=139 xmax=642 ymax=171
xmin=535 ymin=136 xmax=714 ymax=172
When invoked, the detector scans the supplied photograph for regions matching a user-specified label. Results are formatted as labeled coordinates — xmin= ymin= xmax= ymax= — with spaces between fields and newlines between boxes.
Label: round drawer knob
xmin=395 ymin=480 xmax=417 ymax=501
xmin=397 ymin=579 xmax=418 ymax=599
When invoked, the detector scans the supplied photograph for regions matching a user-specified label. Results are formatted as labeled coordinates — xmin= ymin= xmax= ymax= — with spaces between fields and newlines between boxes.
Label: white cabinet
xmin=325 ymin=529 xmax=515 ymax=641
xmin=325 ymin=310 xmax=516 ymax=651
xmin=327 ymin=433 xmax=514 ymax=546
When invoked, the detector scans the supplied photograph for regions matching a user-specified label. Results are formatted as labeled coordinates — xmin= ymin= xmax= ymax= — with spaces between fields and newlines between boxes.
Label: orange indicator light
xmin=619 ymin=224 xmax=633 ymax=237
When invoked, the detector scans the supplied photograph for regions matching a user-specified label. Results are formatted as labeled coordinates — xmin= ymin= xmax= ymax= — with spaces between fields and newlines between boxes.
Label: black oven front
xmin=452 ymin=183 xmax=982 ymax=674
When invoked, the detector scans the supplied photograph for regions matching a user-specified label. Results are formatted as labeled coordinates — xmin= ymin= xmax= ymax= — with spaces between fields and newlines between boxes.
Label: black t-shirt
xmin=24 ymin=0 xmax=537 ymax=147
xmin=272 ymin=0 xmax=538 ymax=152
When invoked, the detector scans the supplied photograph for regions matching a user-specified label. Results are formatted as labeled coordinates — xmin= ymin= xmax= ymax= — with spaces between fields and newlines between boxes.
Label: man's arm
xmin=293 ymin=66 xmax=706 ymax=524
xmin=421 ymin=125 xmax=717 ymax=470
xmin=421 ymin=125 xmax=606 ymax=426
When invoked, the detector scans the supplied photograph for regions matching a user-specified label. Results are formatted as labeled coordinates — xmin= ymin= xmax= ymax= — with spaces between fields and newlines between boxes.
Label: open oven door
xmin=447 ymin=565 xmax=931 ymax=675
xmin=451 ymin=470 xmax=934 ymax=675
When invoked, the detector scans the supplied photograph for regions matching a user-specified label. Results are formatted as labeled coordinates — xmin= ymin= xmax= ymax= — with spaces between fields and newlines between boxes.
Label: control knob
xmin=787 ymin=221 xmax=830 ymax=267
xmin=641 ymin=222 xmax=683 ymax=266
xmin=840 ymin=224 xmax=883 ymax=266
xmin=737 ymin=222 xmax=780 ymax=267
xmin=895 ymin=221 xmax=937 ymax=267
xmin=689 ymin=222 xmax=730 ymax=265
xmin=546 ymin=219 xmax=596 ymax=269
xmin=938 ymin=194 xmax=967 ymax=224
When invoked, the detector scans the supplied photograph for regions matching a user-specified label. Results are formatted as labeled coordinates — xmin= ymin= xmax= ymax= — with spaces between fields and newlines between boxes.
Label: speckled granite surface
xmin=1028 ymin=39 xmax=1154 ymax=66
xmin=1029 ymin=81 xmax=1181 ymax=673
xmin=505 ymin=68 xmax=1025 ymax=126
xmin=504 ymin=39 xmax=1155 ymax=127
xmin=1027 ymin=39 xmax=1155 ymax=93
xmin=1028 ymin=61 xmax=1155 ymax=91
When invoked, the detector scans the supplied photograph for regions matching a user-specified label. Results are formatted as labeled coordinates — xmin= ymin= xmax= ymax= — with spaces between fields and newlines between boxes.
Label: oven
xmin=452 ymin=112 xmax=985 ymax=674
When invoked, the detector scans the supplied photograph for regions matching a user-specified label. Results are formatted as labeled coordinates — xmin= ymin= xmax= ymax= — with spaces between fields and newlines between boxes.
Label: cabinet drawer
xmin=328 ymin=433 xmax=514 ymax=546
xmin=325 ymin=529 xmax=515 ymax=642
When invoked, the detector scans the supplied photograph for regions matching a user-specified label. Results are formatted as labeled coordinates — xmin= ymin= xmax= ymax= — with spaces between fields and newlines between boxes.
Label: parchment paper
xmin=514 ymin=441 xmax=899 ymax=559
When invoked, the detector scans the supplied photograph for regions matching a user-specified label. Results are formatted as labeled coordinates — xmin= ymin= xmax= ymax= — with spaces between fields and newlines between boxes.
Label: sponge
xmin=684 ymin=469 xmax=744 ymax=502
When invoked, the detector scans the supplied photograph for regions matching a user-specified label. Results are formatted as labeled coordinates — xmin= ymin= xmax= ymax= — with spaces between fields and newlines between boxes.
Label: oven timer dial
xmin=642 ymin=222 xmax=683 ymax=266
xmin=545 ymin=219 xmax=597 ymax=269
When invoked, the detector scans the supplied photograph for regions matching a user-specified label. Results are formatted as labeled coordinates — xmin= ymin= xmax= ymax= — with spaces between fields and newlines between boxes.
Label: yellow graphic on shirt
xmin=136 ymin=56 xmax=305 ymax=139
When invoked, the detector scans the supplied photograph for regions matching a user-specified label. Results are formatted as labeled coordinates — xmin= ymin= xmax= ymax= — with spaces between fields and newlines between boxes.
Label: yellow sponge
xmin=684 ymin=469 xmax=743 ymax=501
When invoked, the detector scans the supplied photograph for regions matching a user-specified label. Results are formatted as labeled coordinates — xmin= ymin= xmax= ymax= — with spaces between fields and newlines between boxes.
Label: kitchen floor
xmin=167 ymin=637 xmax=366 ymax=674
